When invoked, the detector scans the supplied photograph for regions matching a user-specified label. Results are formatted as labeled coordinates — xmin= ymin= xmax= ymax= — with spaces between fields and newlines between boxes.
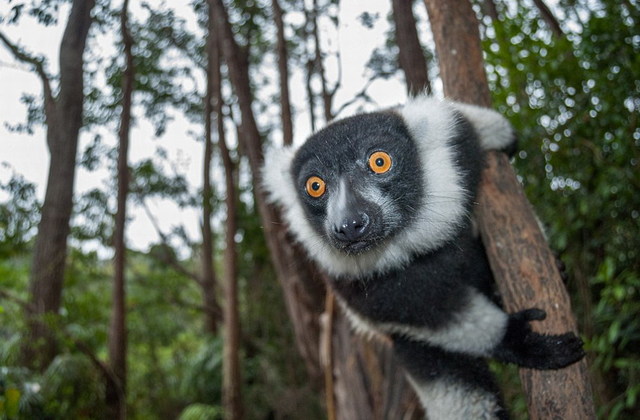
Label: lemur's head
xmin=262 ymin=100 xmax=478 ymax=278
xmin=290 ymin=112 xmax=423 ymax=256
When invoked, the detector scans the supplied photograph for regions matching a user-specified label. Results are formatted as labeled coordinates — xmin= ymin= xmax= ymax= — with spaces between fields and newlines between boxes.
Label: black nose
xmin=333 ymin=213 xmax=370 ymax=242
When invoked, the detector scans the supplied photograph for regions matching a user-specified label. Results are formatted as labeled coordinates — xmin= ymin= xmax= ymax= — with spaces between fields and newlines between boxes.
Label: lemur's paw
xmin=493 ymin=308 xmax=585 ymax=369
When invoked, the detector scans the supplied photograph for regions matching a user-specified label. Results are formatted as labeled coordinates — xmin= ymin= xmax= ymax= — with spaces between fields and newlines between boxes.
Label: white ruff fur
xmin=337 ymin=291 xmax=507 ymax=357
xmin=261 ymin=95 xmax=514 ymax=279
xmin=407 ymin=375 xmax=502 ymax=420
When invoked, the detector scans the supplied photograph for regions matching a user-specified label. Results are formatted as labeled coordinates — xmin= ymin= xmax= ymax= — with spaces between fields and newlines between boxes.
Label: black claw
xmin=518 ymin=308 xmax=547 ymax=321
xmin=494 ymin=308 xmax=585 ymax=370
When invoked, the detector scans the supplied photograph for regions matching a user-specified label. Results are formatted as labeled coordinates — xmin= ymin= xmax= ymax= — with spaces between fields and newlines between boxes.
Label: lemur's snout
xmin=333 ymin=212 xmax=370 ymax=242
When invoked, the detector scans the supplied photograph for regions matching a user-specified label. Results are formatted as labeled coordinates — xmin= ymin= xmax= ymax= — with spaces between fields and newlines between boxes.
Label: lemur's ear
xmin=261 ymin=145 xmax=299 ymax=207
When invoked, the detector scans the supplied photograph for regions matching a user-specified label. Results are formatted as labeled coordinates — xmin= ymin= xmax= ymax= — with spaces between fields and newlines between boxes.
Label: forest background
xmin=0 ymin=0 xmax=638 ymax=419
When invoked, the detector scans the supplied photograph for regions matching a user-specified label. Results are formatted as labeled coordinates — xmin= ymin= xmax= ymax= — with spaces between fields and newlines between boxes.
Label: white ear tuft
xmin=260 ymin=145 xmax=299 ymax=207
xmin=448 ymin=101 xmax=516 ymax=152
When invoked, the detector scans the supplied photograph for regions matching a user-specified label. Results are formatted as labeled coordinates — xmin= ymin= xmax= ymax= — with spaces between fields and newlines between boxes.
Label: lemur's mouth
xmin=333 ymin=234 xmax=387 ymax=255
xmin=341 ymin=240 xmax=372 ymax=255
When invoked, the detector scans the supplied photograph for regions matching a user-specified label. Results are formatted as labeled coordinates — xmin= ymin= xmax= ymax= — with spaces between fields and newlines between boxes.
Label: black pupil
xmin=311 ymin=182 xmax=320 ymax=191
xmin=375 ymin=157 xmax=385 ymax=167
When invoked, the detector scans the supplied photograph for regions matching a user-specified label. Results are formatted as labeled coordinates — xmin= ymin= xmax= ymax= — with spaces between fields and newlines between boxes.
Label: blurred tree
xmin=210 ymin=0 xmax=326 ymax=386
xmin=271 ymin=0 xmax=294 ymax=146
xmin=207 ymin=1 xmax=242 ymax=418
xmin=391 ymin=0 xmax=431 ymax=95
xmin=0 ymin=0 xmax=97 ymax=371
xmin=106 ymin=0 xmax=134 ymax=418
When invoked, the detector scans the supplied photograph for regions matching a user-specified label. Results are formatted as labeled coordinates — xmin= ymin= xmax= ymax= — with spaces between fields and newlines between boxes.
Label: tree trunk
xmin=391 ymin=0 xmax=432 ymax=96
xmin=213 ymin=2 xmax=421 ymax=418
xmin=106 ymin=1 xmax=133 ymax=418
xmin=202 ymin=2 xmax=221 ymax=336
xmin=330 ymin=314 xmax=423 ymax=420
xmin=208 ymin=3 xmax=243 ymax=418
xmin=310 ymin=0 xmax=333 ymax=122
xmin=210 ymin=0 xmax=326 ymax=384
xmin=272 ymin=0 xmax=294 ymax=146
xmin=21 ymin=0 xmax=96 ymax=371
xmin=423 ymin=0 xmax=595 ymax=418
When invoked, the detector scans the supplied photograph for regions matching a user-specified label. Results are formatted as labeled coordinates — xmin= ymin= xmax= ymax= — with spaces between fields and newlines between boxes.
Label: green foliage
xmin=178 ymin=338 xmax=223 ymax=405
xmin=2 ymin=94 xmax=45 ymax=135
xmin=483 ymin=1 xmax=640 ymax=418
xmin=178 ymin=403 xmax=223 ymax=420
xmin=0 ymin=172 xmax=39 ymax=257
xmin=0 ymin=366 xmax=45 ymax=420
xmin=41 ymin=354 xmax=105 ymax=419
xmin=130 ymin=159 xmax=191 ymax=205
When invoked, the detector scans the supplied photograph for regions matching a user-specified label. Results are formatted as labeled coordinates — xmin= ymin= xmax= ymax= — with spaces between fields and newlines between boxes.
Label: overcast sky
xmin=0 ymin=0 xmax=415 ymax=252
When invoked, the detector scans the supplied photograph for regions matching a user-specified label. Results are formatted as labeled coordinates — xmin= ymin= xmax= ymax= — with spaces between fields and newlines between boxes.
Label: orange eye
xmin=305 ymin=176 xmax=326 ymax=198
xmin=369 ymin=151 xmax=392 ymax=174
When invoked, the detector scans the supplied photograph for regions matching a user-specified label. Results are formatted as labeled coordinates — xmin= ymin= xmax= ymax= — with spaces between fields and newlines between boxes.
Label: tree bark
xmin=423 ymin=0 xmax=492 ymax=107
xmin=423 ymin=0 xmax=595 ymax=418
xmin=272 ymin=0 xmax=294 ymax=146
xmin=106 ymin=1 xmax=133 ymax=418
xmin=391 ymin=0 xmax=432 ymax=96
xmin=330 ymin=314 xmax=423 ymax=420
xmin=12 ymin=0 xmax=96 ymax=371
xmin=208 ymin=3 xmax=243 ymax=418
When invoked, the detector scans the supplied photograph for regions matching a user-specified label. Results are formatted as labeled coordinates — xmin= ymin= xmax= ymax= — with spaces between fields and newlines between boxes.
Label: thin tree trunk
xmin=310 ymin=0 xmax=333 ymax=122
xmin=208 ymin=3 xmax=243 ymax=417
xmin=210 ymin=0 xmax=326 ymax=384
xmin=107 ymin=1 xmax=133 ymax=418
xmin=13 ymin=0 xmax=96 ymax=371
xmin=391 ymin=0 xmax=432 ymax=96
xmin=305 ymin=58 xmax=317 ymax=133
xmin=423 ymin=0 xmax=595 ymax=418
xmin=212 ymin=2 xmax=422 ymax=418
xmin=202 ymin=2 xmax=221 ymax=336
xmin=272 ymin=0 xmax=294 ymax=146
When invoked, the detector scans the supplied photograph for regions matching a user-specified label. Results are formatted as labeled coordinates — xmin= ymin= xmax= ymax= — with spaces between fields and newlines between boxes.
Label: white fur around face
xmin=338 ymin=289 xmax=507 ymax=357
xmin=261 ymin=96 xmax=515 ymax=279
xmin=407 ymin=375 xmax=502 ymax=420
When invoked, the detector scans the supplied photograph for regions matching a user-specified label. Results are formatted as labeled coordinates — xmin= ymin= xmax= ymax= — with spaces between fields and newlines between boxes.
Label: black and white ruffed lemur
xmin=261 ymin=95 xmax=584 ymax=419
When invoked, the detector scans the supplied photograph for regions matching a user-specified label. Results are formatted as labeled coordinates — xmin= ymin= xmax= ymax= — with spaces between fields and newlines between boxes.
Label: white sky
xmin=0 ymin=0 xmax=415 ymax=253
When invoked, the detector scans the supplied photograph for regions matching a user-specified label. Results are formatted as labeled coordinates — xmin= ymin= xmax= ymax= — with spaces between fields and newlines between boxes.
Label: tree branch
xmin=0 ymin=31 xmax=56 ymax=119
xmin=139 ymin=198 xmax=201 ymax=284
xmin=332 ymin=75 xmax=375 ymax=118
xmin=532 ymin=0 xmax=564 ymax=38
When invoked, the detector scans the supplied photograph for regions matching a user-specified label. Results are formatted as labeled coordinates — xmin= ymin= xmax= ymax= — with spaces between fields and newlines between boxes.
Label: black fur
xmin=281 ymin=106 xmax=584 ymax=419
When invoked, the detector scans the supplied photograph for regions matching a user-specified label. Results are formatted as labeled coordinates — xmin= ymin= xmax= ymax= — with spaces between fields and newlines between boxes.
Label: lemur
xmin=262 ymin=96 xmax=584 ymax=419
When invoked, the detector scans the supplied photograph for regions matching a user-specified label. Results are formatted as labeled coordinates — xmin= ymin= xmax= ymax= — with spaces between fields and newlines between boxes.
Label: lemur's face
xmin=290 ymin=112 xmax=423 ymax=255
